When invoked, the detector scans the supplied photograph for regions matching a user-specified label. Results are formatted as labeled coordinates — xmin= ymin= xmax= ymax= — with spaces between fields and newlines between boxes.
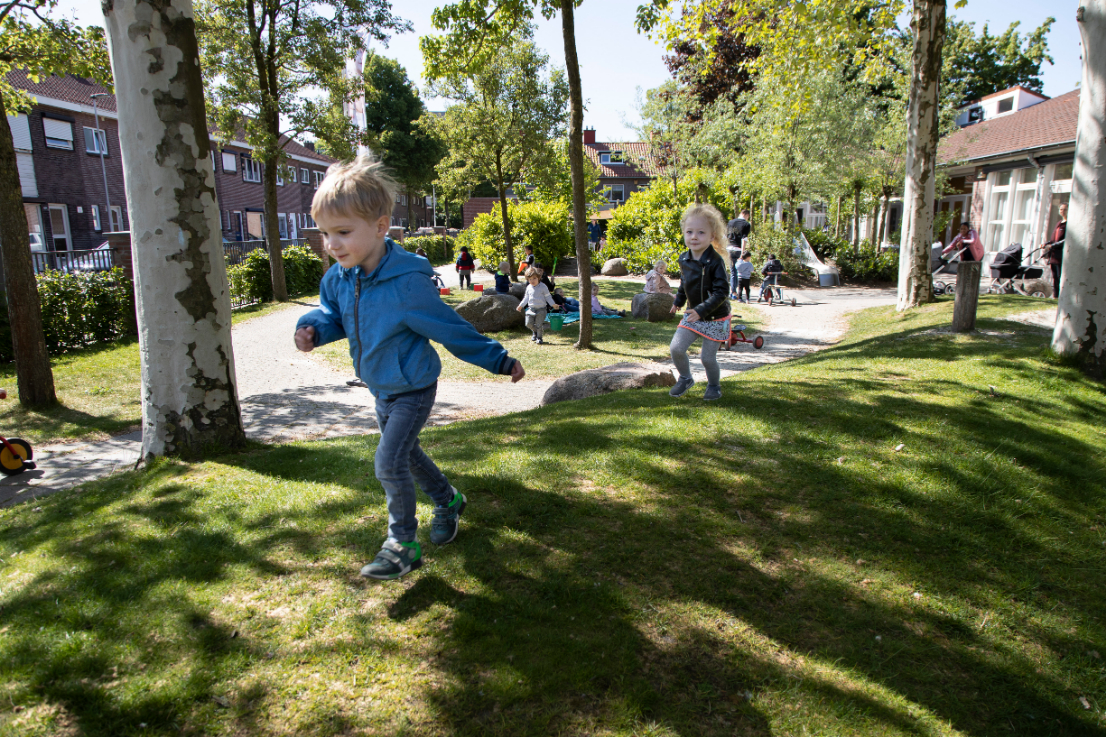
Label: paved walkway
xmin=1 ymin=276 xmax=895 ymax=507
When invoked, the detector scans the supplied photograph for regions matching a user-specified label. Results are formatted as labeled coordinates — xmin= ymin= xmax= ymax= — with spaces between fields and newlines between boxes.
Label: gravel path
xmin=1 ymin=280 xmax=895 ymax=505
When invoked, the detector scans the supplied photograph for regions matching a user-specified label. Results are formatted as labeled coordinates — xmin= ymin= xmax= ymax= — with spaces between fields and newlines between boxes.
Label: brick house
xmin=8 ymin=71 xmax=340 ymax=255
xmin=582 ymin=128 xmax=659 ymax=212
xmin=938 ymin=86 xmax=1078 ymax=263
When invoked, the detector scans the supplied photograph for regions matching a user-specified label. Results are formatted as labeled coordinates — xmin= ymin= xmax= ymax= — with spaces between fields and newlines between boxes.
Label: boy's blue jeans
xmin=373 ymin=382 xmax=454 ymax=542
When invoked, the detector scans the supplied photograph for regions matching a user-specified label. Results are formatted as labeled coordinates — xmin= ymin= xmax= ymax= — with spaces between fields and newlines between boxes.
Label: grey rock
xmin=455 ymin=294 xmax=525 ymax=333
xmin=508 ymin=282 xmax=527 ymax=300
xmin=541 ymin=362 xmax=676 ymax=405
xmin=631 ymin=292 xmax=676 ymax=322
xmin=601 ymin=258 xmax=629 ymax=276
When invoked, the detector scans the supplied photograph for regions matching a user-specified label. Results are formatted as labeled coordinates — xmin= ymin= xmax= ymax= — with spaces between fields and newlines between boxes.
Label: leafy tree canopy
xmin=943 ymin=16 xmax=1055 ymax=104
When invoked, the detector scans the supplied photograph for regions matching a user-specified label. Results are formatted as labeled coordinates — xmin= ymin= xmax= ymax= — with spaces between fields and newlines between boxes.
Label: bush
xmin=0 ymin=268 xmax=133 ymax=361
xmin=458 ymin=200 xmax=574 ymax=272
xmin=402 ymin=235 xmax=455 ymax=264
xmin=603 ymin=170 xmax=734 ymax=274
xmin=831 ymin=240 xmax=899 ymax=282
xmin=801 ymin=228 xmax=849 ymax=260
xmin=744 ymin=227 xmax=806 ymax=283
xmin=227 ymin=245 xmax=324 ymax=305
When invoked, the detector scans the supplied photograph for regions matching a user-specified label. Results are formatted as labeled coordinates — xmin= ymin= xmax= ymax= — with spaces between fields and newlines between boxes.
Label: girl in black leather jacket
xmin=669 ymin=203 xmax=731 ymax=401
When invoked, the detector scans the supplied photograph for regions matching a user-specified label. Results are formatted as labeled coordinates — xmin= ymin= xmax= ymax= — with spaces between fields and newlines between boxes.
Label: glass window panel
xmin=995 ymin=171 xmax=1012 ymax=187
xmin=989 ymin=224 xmax=1007 ymax=251
xmin=1018 ymin=168 xmax=1037 ymax=185
xmin=1054 ymin=163 xmax=1073 ymax=180
xmin=1014 ymin=190 xmax=1035 ymax=222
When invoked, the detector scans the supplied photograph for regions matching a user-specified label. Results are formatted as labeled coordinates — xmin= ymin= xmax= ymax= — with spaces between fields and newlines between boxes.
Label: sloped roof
xmin=7 ymin=70 xmax=336 ymax=164
xmin=939 ymin=89 xmax=1079 ymax=165
xmin=584 ymin=141 xmax=661 ymax=178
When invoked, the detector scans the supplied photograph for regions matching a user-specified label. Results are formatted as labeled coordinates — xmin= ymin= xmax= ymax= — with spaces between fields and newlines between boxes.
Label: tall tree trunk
xmin=561 ymin=0 xmax=593 ymax=350
xmin=104 ymin=0 xmax=246 ymax=460
xmin=494 ymin=155 xmax=516 ymax=280
xmin=1053 ymin=0 xmax=1106 ymax=377
xmin=0 ymin=102 xmax=56 ymax=407
xmin=897 ymin=0 xmax=946 ymax=310
xmin=879 ymin=192 xmax=891 ymax=244
xmin=853 ymin=183 xmax=862 ymax=251
xmin=871 ymin=197 xmax=881 ymax=246
xmin=406 ymin=188 xmax=414 ymax=230
xmin=834 ymin=194 xmax=843 ymax=238
xmin=261 ymin=155 xmax=288 ymax=301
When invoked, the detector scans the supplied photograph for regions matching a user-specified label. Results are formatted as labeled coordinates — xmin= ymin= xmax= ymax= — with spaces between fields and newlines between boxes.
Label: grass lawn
xmin=315 ymin=278 xmax=750 ymax=381
xmin=1 ymin=295 xmax=1104 ymax=735
xmin=0 ymin=295 xmax=319 ymax=446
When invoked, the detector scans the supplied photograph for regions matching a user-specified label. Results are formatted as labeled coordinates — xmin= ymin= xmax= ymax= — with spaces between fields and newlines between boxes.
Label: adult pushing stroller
xmin=986 ymin=243 xmax=1048 ymax=297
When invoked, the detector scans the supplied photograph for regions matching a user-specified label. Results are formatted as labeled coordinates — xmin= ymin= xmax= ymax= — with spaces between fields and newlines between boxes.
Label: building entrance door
xmin=246 ymin=212 xmax=264 ymax=240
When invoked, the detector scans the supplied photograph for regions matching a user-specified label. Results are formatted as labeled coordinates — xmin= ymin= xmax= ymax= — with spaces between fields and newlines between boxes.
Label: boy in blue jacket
xmin=294 ymin=156 xmax=526 ymax=580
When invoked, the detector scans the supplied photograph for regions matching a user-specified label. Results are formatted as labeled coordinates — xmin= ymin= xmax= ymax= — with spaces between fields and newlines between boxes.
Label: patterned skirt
xmin=678 ymin=314 xmax=730 ymax=343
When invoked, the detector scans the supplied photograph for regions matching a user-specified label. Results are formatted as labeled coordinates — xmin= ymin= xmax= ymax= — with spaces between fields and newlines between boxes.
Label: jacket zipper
xmin=353 ymin=276 xmax=363 ymax=379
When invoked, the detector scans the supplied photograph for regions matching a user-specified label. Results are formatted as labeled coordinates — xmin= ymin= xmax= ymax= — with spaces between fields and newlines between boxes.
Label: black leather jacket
xmin=673 ymin=247 xmax=730 ymax=320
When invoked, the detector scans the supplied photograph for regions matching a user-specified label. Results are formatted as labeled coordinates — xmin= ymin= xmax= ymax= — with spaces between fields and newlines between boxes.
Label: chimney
xmin=583 ymin=127 xmax=596 ymax=145
xmin=305 ymin=141 xmax=316 ymax=152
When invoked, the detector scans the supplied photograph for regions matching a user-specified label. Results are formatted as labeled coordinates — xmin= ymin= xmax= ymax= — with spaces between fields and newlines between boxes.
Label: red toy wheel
xmin=0 ymin=438 xmax=32 ymax=476
xmin=754 ymin=335 xmax=764 ymax=349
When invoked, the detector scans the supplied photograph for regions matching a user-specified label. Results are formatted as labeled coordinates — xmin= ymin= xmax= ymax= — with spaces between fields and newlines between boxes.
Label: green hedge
xmin=227 ymin=245 xmax=324 ymax=305
xmin=457 ymin=200 xmax=574 ymax=273
xmin=832 ymin=240 xmax=899 ymax=282
xmin=602 ymin=172 xmax=734 ymax=274
xmin=0 ymin=268 xmax=133 ymax=362
xmin=402 ymin=235 xmax=455 ymax=264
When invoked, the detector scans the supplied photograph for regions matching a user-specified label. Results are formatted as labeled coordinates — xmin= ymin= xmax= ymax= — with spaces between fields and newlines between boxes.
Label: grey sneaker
xmin=703 ymin=384 xmax=722 ymax=401
xmin=430 ymin=489 xmax=467 ymax=545
xmin=360 ymin=539 xmax=422 ymax=580
xmin=670 ymin=375 xmax=695 ymax=397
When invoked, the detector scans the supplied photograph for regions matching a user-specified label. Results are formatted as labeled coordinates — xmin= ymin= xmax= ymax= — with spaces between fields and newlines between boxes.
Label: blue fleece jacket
xmin=296 ymin=239 xmax=514 ymax=399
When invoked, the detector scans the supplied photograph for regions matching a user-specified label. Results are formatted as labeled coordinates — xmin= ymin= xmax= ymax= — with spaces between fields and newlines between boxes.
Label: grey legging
xmin=670 ymin=326 xmax=721 ymax=387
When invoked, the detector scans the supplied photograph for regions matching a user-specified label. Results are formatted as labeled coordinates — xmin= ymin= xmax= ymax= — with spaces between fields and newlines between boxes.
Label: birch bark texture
xmin=103 ymin=0 xmax=246 ymax=459
xmin=1052 ymin=2 xmax=1106 ymax=378
xmin=896 ymin=0 xmax=946 ymax=311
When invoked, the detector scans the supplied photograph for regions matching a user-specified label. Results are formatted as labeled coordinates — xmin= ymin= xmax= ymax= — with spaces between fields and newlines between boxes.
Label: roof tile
xmin=939 ymin=89 xmax=1079 ymax=164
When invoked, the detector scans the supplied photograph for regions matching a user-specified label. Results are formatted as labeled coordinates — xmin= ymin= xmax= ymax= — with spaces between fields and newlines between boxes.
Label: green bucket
xmin=548 ymin=313 xmax=565 ymax=331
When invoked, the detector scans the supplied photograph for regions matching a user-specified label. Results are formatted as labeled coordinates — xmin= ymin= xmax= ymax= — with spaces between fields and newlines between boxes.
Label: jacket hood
xmin=338 ymin=238 xmax=435 ymax=283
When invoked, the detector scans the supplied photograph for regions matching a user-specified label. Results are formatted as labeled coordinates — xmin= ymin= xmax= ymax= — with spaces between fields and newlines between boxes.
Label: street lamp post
xmin=91 ymin=93 xmax=113 ymax=231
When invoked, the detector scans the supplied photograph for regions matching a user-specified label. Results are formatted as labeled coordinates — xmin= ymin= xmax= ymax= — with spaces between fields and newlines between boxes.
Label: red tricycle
xmin=0 ymin=389 xmax=36 ymax=476
xmin=723 ymin=319 xmax=765 ymax=351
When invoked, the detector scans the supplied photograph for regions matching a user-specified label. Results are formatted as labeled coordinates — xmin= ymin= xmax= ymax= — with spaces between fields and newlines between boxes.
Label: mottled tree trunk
xmin=561 ymin=0 xmax=593 ymax=350
xmin=897 ymin=0 xmax=946 ymax=310
xmin=262 ymin=154 xmax=288 ymax=302
xmin=0 ymin=102 xmax=56 ymax=407
xmin=1053 ymin=0 xmax=1106 ymax=378
xmin=104 ymin=0 xmax=246 ymax=460
xmin=853 ymin=183 xmax=862 ymax=251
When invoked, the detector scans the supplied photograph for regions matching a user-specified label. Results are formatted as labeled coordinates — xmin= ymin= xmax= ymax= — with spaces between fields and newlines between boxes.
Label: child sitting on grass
xmin=294 ymin=155 xmax=525 ymax=580
xmin=668 ymin=203 xmax=730 ymax=401
xmin=552 ymin=287 xmax=580 ymax=312
xmin=516 ymin=266 xmax=558 ymax=344
xmin=591 ymin=283 xmax=625 ymax=317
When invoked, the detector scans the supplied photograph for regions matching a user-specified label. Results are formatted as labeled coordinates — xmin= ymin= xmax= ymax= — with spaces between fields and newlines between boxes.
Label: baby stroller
xmin=986 ymin=243 xmax=1047 ymax=297
xmin=932 ymin=243 xmax=968 ymax=296
xmin=430 ymin=272 xmax=446 ymax=290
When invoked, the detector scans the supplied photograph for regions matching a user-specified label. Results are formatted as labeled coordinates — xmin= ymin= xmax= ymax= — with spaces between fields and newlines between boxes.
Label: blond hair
xmin=681 ymin=203 xmax=728 ymax=260
xmin=524 ymin=266 xmax=540 ymax=279
xmin=653 ymin=259 xmax=667 ymax=271
xmin=311 ymin=154 xmax=398 ymax=223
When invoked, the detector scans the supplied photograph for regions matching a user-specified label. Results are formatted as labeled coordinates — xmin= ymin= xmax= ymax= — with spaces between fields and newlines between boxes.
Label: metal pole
xmin=432 ymin=183 xmax=437 ymax=227
xmin=91 ymin=93 xmax=113 ymax=231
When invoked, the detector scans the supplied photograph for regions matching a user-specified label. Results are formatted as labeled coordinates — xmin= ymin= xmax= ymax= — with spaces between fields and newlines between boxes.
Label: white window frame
xmin=242 ymin=156 xmax=262 ymax=183
xmin=276 ymin=167 xmax=284 ymax=186
xmin=221 ymin=151 xmax=237 ymax=173
xmin=43 ymin=118 xmax=74 ymax=150
xmin=48 ymin=204 xmax=72 ymax=250
xmin=313 ymin=170 xmax=324 ymax=189
xmin=983 ymin=168 xmax=1038 ymax=253
xmin=110 ymin=205 xmax=124 ymax=232
xmin=607 ymin=183 xmax=625 ymax=203
xmin=277 ymin=213 xmax=289 ymax=239
xmin=92 ymin=204 xmax=102 ymax=231
xmin=301 ymin=167 xmax=310 ymax=184
xmin=232 ymin=211 xmax=244 ymax=239
xmin=8 ymin=114 xmax=32 ymax=151
xmin=211 ymin=150 xmax=217 ymax=172
xmin=599 ymin=151 xmax=624 ymax=165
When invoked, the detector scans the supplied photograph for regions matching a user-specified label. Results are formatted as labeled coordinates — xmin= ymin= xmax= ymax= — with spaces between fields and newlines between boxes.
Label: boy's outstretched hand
xmin=294 ymin=326 xmax=316 ymax=352
xmin=510 ymin=360 xmax=526 ymax=383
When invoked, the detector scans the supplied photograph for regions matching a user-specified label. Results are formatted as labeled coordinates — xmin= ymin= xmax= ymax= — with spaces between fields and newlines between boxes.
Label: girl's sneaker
xmin=360 ymin=540 xmax=422 ymax=580
xmin=703 ymin=384 xmax=722 ymax=401
xmin=669 ymin=375 xmax=695 ymax=397
xmin=430 ymin=490 xmax=467 ymax=545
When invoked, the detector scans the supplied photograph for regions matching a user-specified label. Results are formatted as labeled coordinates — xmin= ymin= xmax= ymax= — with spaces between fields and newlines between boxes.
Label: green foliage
xmin=0 ymin=269 xmax=132 ymax=360
xmin=457 ymin=200 xmax=573 ymax=271
xmin=602 ymin=171 xmax=734 ymax=274
xmin=943 ymin=17 xmax=1055 ymax=104
xmin=402 ymin=235 xmax=456 ymax=263
xmin=519 ymin=138 xmax=604 ymax=212
xmin=832 ymin=240 xmax=899 ymax=283
xmin=801 ymin=228 xmax=850 ymax=260
xmin=744 ymin=226 xmax=804 ymax=282
xmin=227 ymin=246 xmax=324 ymax=305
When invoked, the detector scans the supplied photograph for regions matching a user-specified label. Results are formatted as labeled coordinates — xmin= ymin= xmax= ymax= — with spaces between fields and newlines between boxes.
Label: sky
xmin=56 ymin=0 xmax=1081 ymax=141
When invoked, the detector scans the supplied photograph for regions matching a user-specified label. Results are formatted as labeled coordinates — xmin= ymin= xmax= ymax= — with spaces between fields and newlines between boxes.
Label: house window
xmin=301 ymin=168 xmax=310 ymax=184
xmin=92 ymin=204 xmax=102 ymax=231
xmin=313 ymin=171 xmax=324 ymax=189
xmin=399 ymin=194 xmax=407 ymax=206
xmin=277 ymin=213 xmax=289 ymax=239
xmin=276 ymin=168 xmax=284 ymax=186
xmin=1054 ymin=163 xmax=1073 ymax=181
xmin=608 ymin=183 xmax=625 ymax=202
xmin=986 ymin=168 xmax=1037 ymax=252
xmin=211 ymin=150 xmax=218 ymax=172
xmin=83 ymin=127 xmax=108 ymax=155
xmin=232 ymin=211 xmax=244 ymax=239
xmin=599 ymin=151 xmax=624 ymax=165
xmin=242 ymin=156 xmax=262 ymax=183
xmin=997 ymin=97 xmax=1014 ymax=114
xmin=968 ymin=107 xmax=983 ymax=123
xmin=48 ymin=204 xmax=71 ymax=250
xmin=43 ymin=118 xmax=74 ymax=149
xmin=9 ymin=114 xmax=32 ymax=151
xmin=221 ymin=152 xmax=237 ymax=172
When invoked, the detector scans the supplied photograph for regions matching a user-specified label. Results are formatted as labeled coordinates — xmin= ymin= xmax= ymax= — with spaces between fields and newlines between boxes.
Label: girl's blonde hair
xmin=681 ymin=203 xmax=728 ymax=260
xmin=653 ymin=259 xmax=667 ymax=271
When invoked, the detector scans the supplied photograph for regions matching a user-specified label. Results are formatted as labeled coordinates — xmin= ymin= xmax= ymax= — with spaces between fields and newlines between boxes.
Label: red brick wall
xmin=463 ymin=197 xmax=500 ymax=228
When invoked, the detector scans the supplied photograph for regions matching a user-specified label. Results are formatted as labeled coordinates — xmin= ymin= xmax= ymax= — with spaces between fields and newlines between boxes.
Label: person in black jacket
xmin=669 ymin=203 xmax=731 ymax=401
xmin=726 ymin=209 xmax=752 ymax=298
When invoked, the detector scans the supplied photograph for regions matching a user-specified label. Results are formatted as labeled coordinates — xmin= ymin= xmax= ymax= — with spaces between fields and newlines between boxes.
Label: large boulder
xmin=631 ymin=292 xmax=676 ymax=322
xmin=455 ymin=294 xmax=524 ymax=333
xmin=508 ymin=282 xmax=527 ymax=300
xmin=601 ymin=258 xmax=629 ymax=276
xmin=541 ymin=362 xmax=676 ymax=405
